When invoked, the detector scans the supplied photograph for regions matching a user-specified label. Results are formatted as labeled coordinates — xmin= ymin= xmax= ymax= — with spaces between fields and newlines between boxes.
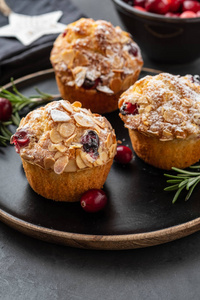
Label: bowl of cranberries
xmin=112 ymin=0 xmax=200 ymax=63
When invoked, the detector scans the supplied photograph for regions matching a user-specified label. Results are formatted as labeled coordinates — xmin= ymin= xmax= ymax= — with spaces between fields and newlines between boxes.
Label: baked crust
xmin=22 ymin=158 xmax=113 ymax=202
xmin=119 ymin=73 xmax=200 ymax=169
xmin=129 ymin=129 xmax=200 ymax=170
xmin=50 ymin=18 xmax=143 ymax=113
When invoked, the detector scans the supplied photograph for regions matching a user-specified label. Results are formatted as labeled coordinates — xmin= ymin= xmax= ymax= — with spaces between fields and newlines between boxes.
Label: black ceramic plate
xmin=1 ymin=68 xmax=200 ymax=250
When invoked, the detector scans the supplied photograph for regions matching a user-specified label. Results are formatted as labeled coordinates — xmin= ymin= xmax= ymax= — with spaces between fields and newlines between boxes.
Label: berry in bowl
xmin=112 ymin=0 xmax=200 ymax=63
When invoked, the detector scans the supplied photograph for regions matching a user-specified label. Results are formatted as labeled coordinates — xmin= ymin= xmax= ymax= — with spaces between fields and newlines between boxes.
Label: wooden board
xmin=1 ymin=68 xmax=200 ymax=250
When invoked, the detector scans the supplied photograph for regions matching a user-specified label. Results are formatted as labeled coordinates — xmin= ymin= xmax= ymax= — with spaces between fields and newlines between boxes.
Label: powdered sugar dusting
xmin=119 ymin=73 xmax=200 ymax=140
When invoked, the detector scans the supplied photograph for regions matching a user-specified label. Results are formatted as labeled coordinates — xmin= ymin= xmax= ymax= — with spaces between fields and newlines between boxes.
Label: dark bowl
xmin=112 ymin=0 xmax=200 ymax=63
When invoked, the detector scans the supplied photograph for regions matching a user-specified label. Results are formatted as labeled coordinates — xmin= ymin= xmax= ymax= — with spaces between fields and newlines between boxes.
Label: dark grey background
xmin=1 ymin=0 xmax=200 ymax=299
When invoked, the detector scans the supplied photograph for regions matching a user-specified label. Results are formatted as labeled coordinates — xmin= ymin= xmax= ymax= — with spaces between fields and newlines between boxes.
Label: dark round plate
xmin=1 ymin=68 xmax=200 ymax=250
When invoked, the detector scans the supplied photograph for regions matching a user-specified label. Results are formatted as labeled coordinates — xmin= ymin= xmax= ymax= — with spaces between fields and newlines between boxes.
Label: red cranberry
xmin=114 ymin=145 xmax=133 ymax=164
xmin=133 ymin=0 xmax=146 ymax=7
xmin=182 ymin=1 xmax=200 ymax=13
xmin=197 ymin=11 xmax=200 ymax=17
xmin=188 ymin=74 xmax=200 ymax=84
xmin=81 ymin=130 xmax=99 ymax=158
xmin=120 ymin=102 xmax=139 ymax=115
xmin=0 ymin=98 xmax=12 ymax=122
xmin=165 ymin=12 xmax=180 ymax=17
xmin=180 ymin=10 xmax=197 ymax=17
xmin=126 ymin=42 xmax=138 ymax=56
xmin=133 ymin=6 xmax=146 ymax=11
xmin=134 ymin=5 xmax=147 ymax=11
xmin=169 ymin=0 xmax=183 ymax=13
xmin=80 ymin=189 xmax=107 ymax=213
xmin=11 ymin=130 xmax=30 ymax=153
xmin=145 ymin=0 xmax=170 ymax=14
xmin=82 ymin=77 xmax=101 ymax=90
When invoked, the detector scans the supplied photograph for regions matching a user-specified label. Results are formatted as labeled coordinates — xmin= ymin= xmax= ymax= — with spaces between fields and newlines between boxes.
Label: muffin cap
xmin=50 ymin=18 xmax=143 ymax=95
xmin=119 ymin=73 xmax=200 ymax=141
xmin=12 ymin=100 xmax=117 ymax=174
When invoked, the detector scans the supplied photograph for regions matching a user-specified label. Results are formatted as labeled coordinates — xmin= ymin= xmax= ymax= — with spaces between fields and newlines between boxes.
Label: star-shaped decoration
xmin=0 ymin=10 xmax=66 ymax=46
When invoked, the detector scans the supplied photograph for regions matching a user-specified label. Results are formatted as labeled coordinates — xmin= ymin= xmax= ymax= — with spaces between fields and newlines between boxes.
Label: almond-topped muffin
xmin=119 ymin=73 xmax=200 ymax=170
xmin=50 ymin=18 xmax=143 ymax=114
xmin=11 ymin=100 xmax=117 ymax=201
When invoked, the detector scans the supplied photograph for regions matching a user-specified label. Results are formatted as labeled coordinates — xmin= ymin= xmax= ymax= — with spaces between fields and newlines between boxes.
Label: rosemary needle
xmin=164 ymin=165 xmax=200 ymax=203
xmin=0 ymin=78 xmax=60 ymax=146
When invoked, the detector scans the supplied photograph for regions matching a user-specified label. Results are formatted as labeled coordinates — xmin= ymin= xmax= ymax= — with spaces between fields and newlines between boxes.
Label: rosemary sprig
xmin=0 ymin=78 xmax=60 ymax=146
xmin=164 ymin=166 xmax=200 ymax=203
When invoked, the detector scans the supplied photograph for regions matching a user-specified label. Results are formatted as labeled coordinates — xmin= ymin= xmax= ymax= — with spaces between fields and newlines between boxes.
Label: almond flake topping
xmin=54 ymin=156 xmax=69 ymax=174
xmin=59 ymin=123 xmax=75 ymax=138
xmin=74 ymin=112 xmax=94 ymax=127
xmin=51 ymin=109 xmax=71 ymax=122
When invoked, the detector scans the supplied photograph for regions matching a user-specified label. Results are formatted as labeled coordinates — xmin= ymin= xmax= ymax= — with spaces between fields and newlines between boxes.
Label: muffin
xmin=50 ymin=18 xmax=143 ymax=114
xmin=119 ymin=73 xmax=200 ymax=170
xmin=11 ymin=100 xmax=117 ymax=201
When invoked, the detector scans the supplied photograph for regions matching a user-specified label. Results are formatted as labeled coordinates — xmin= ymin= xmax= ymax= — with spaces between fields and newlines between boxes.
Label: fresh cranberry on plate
xmin=0 ymin=98 xmax=12 ymax=122
xmin=114 ymin=145 xmax=133 ymax=164
xmin=80 ymin=189 xmax=108 ymax=213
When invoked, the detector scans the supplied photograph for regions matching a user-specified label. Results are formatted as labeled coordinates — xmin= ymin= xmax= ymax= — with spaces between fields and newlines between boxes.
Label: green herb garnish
xmin=0 ymin=79 xmax=60 ymax=146
xmin=164 ymin=166 xmax=200 ymax=203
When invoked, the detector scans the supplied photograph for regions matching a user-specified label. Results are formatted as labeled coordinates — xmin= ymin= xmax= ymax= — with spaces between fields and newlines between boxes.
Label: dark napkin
xmin=0 ymin=0 xmax=85 ymax=85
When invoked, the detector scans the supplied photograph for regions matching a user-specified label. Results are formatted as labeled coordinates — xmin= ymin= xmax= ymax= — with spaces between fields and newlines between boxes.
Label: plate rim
xmin=2 ymin=68 xmax=200 ymax=250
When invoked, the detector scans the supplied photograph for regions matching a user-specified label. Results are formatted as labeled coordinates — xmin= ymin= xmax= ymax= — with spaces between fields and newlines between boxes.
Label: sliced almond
xmin=64 ymin=133 xmax=77 ymax=145
xmin=54 ymin=151 xmax=63 ymax=160
xmin=50 ymin=109 xmax=71 ymax=122
xmin=96 ymin=85 xmax=114 ymax=95
xmin=121 ymin=75 xmax=133 ymax=91
xmin=74 ymin=113 xmax=94 ymax=127
xmin=70 ymin=143 xmax=82 ymax=149
xmin=64 ymin=159 xmax=77 ymax=172
xmin=44 ymin=157 xmax=55 ymax=169
xmin=50 ymin=128 xmax=63 ymax=144
xmin=54 ymin=156 xmax=69 ymax=175
xmin=54 ymin=144 xmax=67 ymax=152
xmin=59 ymin=122 xmax=75 ymax=138
xmin=109 ymin=77 xmax=122 ymax=93
xmin=74 ymin=67 xmax=87 ymax=87
xmin=106 ymin=133 xmax=113 ymax=148
xmin=163 ymin=109 xmax=184 ymax=124
xmin=21 ymin=153 xmax=34 ymax=161
xmin=61 ymin=49 xmax=75 ymax=67
xmin=76 ymin=153 xmax=87 ymax=169
xmin=112 ymin=55 xmax=123 ymax=69
xmin=72 ymin=101 xmax=82 ymax=108
xmin=92 ymin=116 xmax=105 ymax=129
xmin=109 ymin=144 xmax=117 ymax=158
xmin=100 ymin=151 xmax=108 ymax=163
xmin=80 ymin=151 xmax=93 ymax=168
xmin=75 ymin=52 xmax=89 ymax=65
xmin=61 ymin=100 xmax=73 ymax=113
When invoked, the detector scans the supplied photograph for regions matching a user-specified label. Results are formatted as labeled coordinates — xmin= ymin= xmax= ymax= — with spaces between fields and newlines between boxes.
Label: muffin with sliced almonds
xmin=11 ymin=100 xmax=117 ymax=201
xmin=119 ymin=73 xmax=200 ymax=170
xmin=50 ymin=18 xmax=143 ymax=114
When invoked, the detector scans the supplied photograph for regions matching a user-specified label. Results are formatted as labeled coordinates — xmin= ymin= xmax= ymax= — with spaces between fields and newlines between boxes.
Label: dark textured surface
xmin=1 ymin=0 xmax=200 ymax=299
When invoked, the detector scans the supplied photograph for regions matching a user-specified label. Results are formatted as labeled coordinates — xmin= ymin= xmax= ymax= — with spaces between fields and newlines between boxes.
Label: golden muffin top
xmin=11 ymin=100 xmax=117 ymax=174
xmin=50 ymin=18 xmax=143 ymax=94
xmin=119 ymin=73 xmax=200 ymax=141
